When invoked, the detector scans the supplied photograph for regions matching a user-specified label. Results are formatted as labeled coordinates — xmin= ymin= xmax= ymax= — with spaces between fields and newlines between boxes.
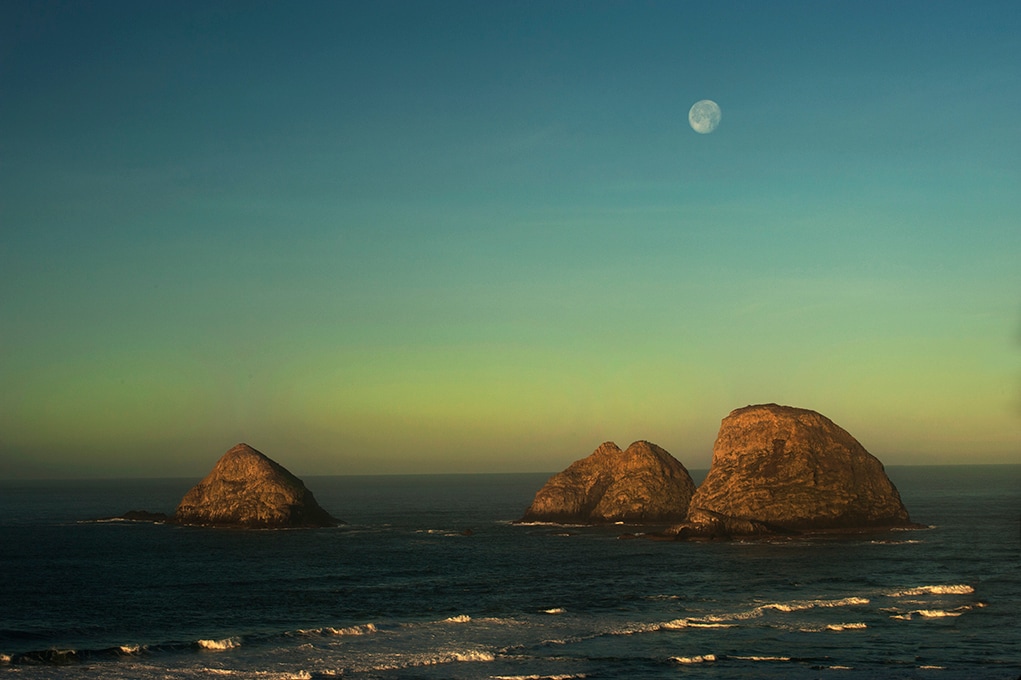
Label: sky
xmin=2 ymin=1 xmax=1020 ymax=478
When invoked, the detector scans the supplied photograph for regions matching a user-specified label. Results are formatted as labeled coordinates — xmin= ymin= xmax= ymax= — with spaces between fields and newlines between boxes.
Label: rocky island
xmin=171 ymin=443 xmax=340 ymax=528
xmin=671 ymin=404 xmax=912 ymax=539
xmin=520 ymin=440 xmax=696 ymax=523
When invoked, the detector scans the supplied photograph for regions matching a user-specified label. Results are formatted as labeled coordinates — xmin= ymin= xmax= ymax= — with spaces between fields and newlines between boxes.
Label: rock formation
xmin=674 ymin=404 xmax=910 ymax=538
xmin=171 ymin=443 xmax=339 ymax=528
xmin=521 ymin=441 xmax=696 ymax=523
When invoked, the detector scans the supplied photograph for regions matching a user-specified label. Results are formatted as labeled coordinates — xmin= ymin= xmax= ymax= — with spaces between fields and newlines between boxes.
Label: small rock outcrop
xmin=521 ymin=441 xmax=696 ymax=523
xmin=171 ymin=443 xmax=339 ymax=528
xmin=673 ymin=404 xmax=910 ymax=538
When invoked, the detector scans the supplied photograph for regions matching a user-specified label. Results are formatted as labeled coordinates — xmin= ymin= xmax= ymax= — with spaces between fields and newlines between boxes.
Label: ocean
xmin=1 ymin=465 xmax=1018 ymax=679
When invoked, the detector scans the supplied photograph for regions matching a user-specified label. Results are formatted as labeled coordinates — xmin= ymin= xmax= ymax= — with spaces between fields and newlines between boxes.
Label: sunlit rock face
xmin=521 ymin=441 xmax=696 ymax=523
xmin=172 ymin=443 xmax=339 ymax=528
xmin=676 ymin=404 xmax=910 ymax=537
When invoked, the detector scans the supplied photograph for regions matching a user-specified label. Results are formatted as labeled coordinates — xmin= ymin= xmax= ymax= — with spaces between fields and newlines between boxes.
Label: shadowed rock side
xmin=673 ymin=404 xmax=911 ymax=539
xmin=172 ymin=443 xmax=340 ymax=528
xmin=521 ymin=441 xmax=696 ymax=523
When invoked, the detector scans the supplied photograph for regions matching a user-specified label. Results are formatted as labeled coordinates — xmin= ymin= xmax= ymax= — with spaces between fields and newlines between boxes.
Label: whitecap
xmin=323 ymin=623 xmax=377 ymax=636
xmin=671 ymin=653 xmax=716 ymax=664
xmin=733 ymin=655 xmax=792 ymax=662
xmin=492 ymin=675 xmax=587 ymax=680
xmin=826 ymin=622 xmax=867 ymax=631
xmin=889 ymin=584 xmax=974 ymax=597
xmin=915 ymin=609 xmax=964 ymax=618
xmin=197 ymin=636 xmax=241 ymax=651
xmin=441 ymin=614 xmax=472 ymax=623
xmin=919 ymin=665 xmax=946 ymax=670
xmin=661 ymin=618 xmax=734 ymax=629
xmin=543 ymin=607 xmax=566 ymax=615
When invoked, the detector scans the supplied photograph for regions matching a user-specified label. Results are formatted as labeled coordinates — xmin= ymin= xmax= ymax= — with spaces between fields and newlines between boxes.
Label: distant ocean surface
xmin=1 ymin=465 xmax=1019 ymax=679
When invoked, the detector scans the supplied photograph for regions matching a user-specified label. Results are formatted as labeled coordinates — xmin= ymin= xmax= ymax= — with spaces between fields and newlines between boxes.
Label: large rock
xmin=677 ymin=404 xmax=910 ymax=537
xmin=172 ymin=443 xmax=339 ymax=528
xmin=521 ymin=441 xmax=696 ymax=523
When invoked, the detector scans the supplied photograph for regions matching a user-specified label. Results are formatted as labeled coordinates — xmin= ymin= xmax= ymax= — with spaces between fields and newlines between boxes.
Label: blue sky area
xmin=2 ymin=1 xmax=1019 ymax=477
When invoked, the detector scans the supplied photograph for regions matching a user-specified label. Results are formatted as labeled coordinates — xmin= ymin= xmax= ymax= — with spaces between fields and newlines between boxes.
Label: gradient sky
xmin=2 ymin=1 xmax=1020 ymax=478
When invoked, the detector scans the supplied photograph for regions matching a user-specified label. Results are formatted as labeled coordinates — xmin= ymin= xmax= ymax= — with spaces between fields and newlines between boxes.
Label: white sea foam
xmin=672 ymin=653 xmax=717 ymax=664
xmin=117 ymin=644 xmax=145 ymax=655
xmin=699 ymin=595 xmax=870 ymax=623
xmin=442 ymin=614 xmax=472 ymax=623
xmin=889 ymin=584 xmax=974 ymax=597
xmin=492 ymin=675 xmax=587 ymax=680
xmin=543 ymin=607 xmax=566 ymax=614
xmin=911 ymin=609 xmax=965 ymax=619
xmin=423 ymin=649 xmax=496 ymax=664
xmin=733 ymin=655 xmax=792 ymax=662
xmin=197 ymin=636 xmax=241 ymax=651
xmin=661 ymin=618 xmax=734 ymax=629
xmin=322 ymin=623 xmax=377 ymax=636
xmin=826 ymin=622 xmax=867 ymax=631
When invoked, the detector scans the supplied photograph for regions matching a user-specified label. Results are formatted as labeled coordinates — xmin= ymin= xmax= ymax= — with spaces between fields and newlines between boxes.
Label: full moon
xmin=689 ymin=99 xmax=721 ymax=134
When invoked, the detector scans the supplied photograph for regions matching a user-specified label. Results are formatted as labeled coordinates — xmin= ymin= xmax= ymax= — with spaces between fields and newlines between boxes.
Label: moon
xmin=689 ymin=100 xmax=721 ymax=134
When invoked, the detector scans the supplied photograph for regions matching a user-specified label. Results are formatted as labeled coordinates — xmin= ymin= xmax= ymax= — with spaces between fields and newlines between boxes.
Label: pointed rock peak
xmin=520 ymin=440 xmax=695 ymax=524
xmin=592 ymin=441 xmax=623 ymax=457
xmin=172 ymin=444 xmax=340 ymax=529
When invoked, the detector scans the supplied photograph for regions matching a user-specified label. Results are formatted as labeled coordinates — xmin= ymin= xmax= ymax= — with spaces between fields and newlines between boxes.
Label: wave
xmin=825 ymin=622 xmax=867 ymax=631
xmin=672 ymin=653 xmax=717 ymax=664
xmin=889 ymin=584 xmax=974 ymax=597
xmin=367 ymin=648 xmax=495 ymax=670
xmin=441 ymin=614 xmax=472 ymax=624
xmin=543 ymin=607 xmax=566 ymax=614
xmin=660 ymin=618 xmax=734 ymax=629
xmin=196 ymin=636 xmax=241 ymax=651
xmin=4 ymin=643 xmax=154 ymax=665
xmin=733 ymin=655 xmax=792 ymax=662
xmin=492 ymin=675 xmax=587 ymax=680
xmin=892 ymin=606 xmax=972 ymax=620
xmin=296 ymin=623 xmax=377 ymax=637
xmin=697 ymin=595 xmax=870 ymax=623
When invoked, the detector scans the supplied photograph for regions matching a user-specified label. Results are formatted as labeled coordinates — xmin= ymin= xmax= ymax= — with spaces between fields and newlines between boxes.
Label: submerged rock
xmin=521 ymin=441 xmax=696 ymax=523
xmin=672 ymin=404 xmax=911 ymax=538
xmin=172 ymin=443 xmax=339 ymax=528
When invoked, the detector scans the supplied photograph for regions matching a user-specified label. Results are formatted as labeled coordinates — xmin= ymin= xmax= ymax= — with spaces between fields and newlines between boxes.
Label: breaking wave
xmin=671 ymin=653 xmax=717 ymax=664
xmin=296 ymin=623 xmax=377 ymax=637
xmin=889 ymin=584 xmax=974 ymax=597
xmin=196 ymin=636 xmax=241 ymax=651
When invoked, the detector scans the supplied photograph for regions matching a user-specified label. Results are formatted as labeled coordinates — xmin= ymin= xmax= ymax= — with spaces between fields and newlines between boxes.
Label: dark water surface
xmin=1 ymin=466 xmax=1018 ymax=678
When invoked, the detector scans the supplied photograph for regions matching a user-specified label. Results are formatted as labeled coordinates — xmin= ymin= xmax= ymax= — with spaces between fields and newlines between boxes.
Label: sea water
xmin=0 ymin=466 xmax=1018 ymax=679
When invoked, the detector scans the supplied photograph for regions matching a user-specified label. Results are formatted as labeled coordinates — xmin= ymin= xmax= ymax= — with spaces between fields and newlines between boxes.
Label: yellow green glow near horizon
xmin=1 ymin=2 xmax=1019 ymax=477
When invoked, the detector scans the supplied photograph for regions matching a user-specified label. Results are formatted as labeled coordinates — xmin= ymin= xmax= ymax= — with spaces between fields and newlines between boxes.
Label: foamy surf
xmin=492 ymin=675 xmax=587 ymax=680
xmin=889 ymin=584 xmax=974 ymax=597
xmin=671 ymin=653 xmax=716 ymax=664
xmin=196 ymin=637 xmax=241 ymax=651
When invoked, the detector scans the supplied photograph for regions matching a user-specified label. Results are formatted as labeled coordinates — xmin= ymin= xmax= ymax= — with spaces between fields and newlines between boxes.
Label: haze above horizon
xmin=2 ymin=1 xmax=1019 ymax=478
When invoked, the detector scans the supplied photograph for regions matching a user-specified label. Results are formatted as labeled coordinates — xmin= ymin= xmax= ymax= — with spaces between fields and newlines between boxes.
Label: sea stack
xmin=521 ymin=441 xmax=696 ymax=523
xmin=675 ymin=404 xmax=910 ymax=538
xmin=172 ymin=443 xmax=339 ymax=528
